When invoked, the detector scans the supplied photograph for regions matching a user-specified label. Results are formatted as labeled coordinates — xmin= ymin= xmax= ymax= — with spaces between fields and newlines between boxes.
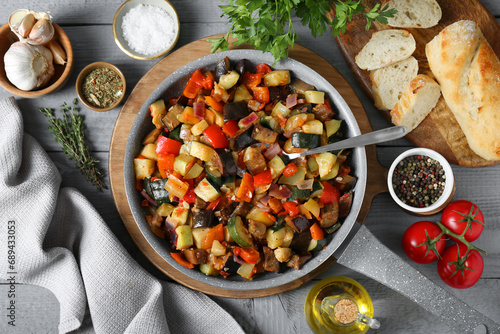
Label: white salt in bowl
xmin=113 ymin=0 xmax=180 ymax=60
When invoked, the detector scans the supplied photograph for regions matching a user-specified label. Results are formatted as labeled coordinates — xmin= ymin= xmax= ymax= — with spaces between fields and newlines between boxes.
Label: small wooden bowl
xmin=76 ymin=61 xmax=127 ymax=112
xmin=0 ymin=23 xmax=74 ymax=98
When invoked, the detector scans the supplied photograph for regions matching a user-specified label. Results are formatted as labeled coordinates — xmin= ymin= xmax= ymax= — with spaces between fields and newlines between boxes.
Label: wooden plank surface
xmin=0 ymin=1 xmax=499 ymax=333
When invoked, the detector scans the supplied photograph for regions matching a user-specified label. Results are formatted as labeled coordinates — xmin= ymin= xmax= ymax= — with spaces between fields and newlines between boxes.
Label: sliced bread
xmin=371 ymin=56 xmax=418 ymax=110
xmin=383 ymin=0 xmax=442 ymax=28
xmin=355 ymin=29 xmax=416 ymax=70
xmin=390 ymin=74 xmax=441 ymax=132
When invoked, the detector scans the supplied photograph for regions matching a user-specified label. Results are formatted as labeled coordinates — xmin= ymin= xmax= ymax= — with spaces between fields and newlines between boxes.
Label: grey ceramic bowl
xmin=124 ymin=49 xmax=367 ymax=292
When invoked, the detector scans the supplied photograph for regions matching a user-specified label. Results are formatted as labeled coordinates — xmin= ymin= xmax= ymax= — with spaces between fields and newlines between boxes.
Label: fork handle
xmin=296 ymin=126 xmax=407 ymax=158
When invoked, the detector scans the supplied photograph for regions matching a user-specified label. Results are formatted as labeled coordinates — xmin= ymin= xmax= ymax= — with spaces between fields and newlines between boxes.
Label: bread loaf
xmin=426 ymin=20 xmax=500 ymax=161
xmin=371 ymin=56 xmax=418 ymax=110
xmin=355 ymin=29 xmax=416 ymax=71
xmin=390 ymin=75 xmax=441 ymax=132
xmin=383 ymin=0 xmax=441 ymax=28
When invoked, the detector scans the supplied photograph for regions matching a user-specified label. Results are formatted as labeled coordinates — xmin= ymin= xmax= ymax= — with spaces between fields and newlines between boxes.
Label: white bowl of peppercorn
xmin=388 ymin=148 xmax=455 ymax=216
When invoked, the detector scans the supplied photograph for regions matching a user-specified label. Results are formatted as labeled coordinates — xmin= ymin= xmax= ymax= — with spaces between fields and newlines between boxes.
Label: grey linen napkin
xmin=0 ymin=97 xmax=245 ymax=334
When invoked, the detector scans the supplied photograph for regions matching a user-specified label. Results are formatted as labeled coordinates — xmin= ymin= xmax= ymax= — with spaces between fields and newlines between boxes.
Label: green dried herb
xmin=39 ymin=99 xmax=107 ymax=192
xmin=209 ymin=0 xmax=397 ymax=63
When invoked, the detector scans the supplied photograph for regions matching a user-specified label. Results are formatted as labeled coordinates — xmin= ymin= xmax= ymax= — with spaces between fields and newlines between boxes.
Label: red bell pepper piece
xmin=236 ymin=173 xmax=254 ymax=203
xmin=256 ymin=63 xmax=272 ymax=74
xmin=156 ymin=136 xmax=182 ymax=156
xmin=205 ymin=95 xmax=224 ymax=112
xmin=222 ymin=119 xmax=240 ymax=137
xmin=241 ymin=72 xmax=263 ymax=88
xmin=202 ymin=224 xmax=224 ymax=250
xmin=283 ymin=201 xmax=300 ymax=217
xmin=202 ymin=75 xmax=213 ymax=90
xmin=182 ymin=69 xmax=206 ymax=99
xmin=157 ymin=154 xmax=176 ymax=177
xmin=234 ymin=247 xmax=260 ymax=264
xmin=320 ymin=181 xmax=340 ymax=205
xmin=251 ymin=86 xmax=270 ymax=106
xmin=283 ymin=162 xmax=298 ymax=177
xmin=203 ymin=124 xmax=229 ymax=149
xmin=205 ymin=197 xmax=221 ymax=211
xmin=180 ymin=187 xmax=196 ymax=204
xmin=170 ymin=252 xmax=195 ymax=269
xmin=310 ymin=223 xmax=325 ymax=240
xmin=253 ymin=169 xmax=272 ymax=187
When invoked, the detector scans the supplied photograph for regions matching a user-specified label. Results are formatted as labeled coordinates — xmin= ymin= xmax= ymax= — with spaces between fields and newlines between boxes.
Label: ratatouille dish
xmin=133 ymin=57 xmax=355 ymax=279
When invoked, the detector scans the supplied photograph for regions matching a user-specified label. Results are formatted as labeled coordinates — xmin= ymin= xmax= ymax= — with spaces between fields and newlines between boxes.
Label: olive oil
xmin=304 ymin=276 xmax=376 ymax=334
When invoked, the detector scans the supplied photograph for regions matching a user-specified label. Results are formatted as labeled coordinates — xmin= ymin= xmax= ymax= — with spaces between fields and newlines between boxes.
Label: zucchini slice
xmin=291 ymin=132 xmax=320 ymax=149
xmin=227 ymin=216 xmax=253 ymax=247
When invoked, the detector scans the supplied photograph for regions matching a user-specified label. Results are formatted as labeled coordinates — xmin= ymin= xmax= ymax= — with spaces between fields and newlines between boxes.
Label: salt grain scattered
xmin=121 ymin=4 xmax=176 ymax=56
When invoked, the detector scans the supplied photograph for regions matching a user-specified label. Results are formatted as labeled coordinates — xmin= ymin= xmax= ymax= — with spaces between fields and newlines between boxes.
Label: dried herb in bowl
xmin=82 ymin=67 xmax=123 ymax=108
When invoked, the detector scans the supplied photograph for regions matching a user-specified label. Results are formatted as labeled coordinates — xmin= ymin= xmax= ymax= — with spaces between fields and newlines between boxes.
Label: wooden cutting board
xmin=109 ymin=35 xmax=388 ymax=298
xmin=335 ymin=0 xmax=500 ymax=167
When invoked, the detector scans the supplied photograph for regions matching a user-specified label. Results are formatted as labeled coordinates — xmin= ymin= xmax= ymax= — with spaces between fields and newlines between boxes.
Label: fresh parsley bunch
xmin=209 ymin=0 xmax=397 ymax=62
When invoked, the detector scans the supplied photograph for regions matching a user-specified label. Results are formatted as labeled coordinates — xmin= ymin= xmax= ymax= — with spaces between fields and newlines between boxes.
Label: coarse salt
xmin=121 ymin=4 xmax=176 ymax=56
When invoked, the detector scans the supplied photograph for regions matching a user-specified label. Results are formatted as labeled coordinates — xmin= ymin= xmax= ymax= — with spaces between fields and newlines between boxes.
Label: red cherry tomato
xmin=441 ymin=200 xmax=484 ymax=242
xmin=402 ymin=221 xmax=446 ymax=264
xmin=437 ymin=243 xmax=483 ymax=289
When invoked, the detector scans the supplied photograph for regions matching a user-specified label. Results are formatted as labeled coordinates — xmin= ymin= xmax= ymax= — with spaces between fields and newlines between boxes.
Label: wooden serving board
xmin=109 ymin=35 xmax=388 ymax=298
xmin=335 ymin=0 xmax=500 ymax=167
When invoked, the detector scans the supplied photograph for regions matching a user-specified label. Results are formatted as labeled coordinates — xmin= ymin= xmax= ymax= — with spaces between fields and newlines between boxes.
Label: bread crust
xmin=426 ymin=20 xmax=500 ymax=160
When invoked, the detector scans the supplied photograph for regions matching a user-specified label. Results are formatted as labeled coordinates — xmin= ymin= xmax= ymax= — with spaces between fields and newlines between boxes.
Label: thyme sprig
xmin=39 ymin=99 xmax=107 ymax=192
xmin=209 ymin=0 xmax=397 ymax=63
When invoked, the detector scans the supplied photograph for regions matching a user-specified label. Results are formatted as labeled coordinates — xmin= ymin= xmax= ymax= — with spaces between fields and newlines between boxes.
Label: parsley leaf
xmin=210 ymin=0 xmax=397 ymax=63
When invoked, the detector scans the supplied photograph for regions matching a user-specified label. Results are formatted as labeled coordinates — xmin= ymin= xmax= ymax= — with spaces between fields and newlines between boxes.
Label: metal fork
xmin=283 ymin=126 xmax=408 ymax=160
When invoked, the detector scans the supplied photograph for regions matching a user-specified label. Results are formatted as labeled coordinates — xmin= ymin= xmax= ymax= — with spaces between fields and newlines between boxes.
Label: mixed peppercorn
xmin=133 ymin=57 xmax=355 ymax=279
xmin=392 ymin=155 xmax=446 ymax=208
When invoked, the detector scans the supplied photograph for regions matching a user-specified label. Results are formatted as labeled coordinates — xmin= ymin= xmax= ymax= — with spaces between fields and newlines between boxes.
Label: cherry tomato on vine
xmin=402 ymin=221 xmax=447 ymax=264
xmin=441 ymin=200 xmax=484 ymax=243
xmin=437 ymin=243 xmax=484 ymax=289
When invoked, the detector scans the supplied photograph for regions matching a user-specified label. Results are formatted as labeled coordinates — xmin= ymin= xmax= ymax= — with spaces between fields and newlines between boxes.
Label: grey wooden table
xmin=1 ymin=1 xmax=499 ymax=333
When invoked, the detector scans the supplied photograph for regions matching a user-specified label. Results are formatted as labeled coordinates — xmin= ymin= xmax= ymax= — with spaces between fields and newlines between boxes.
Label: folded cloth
xmin=0 ymin=97 xmax=245 ymax=334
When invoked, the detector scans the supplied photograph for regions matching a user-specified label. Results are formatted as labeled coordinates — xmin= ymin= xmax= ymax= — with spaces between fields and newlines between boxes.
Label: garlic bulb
xmin=8 ymin=9 xmax=54 ymax=45
xmin=4 ymin=42 xmax=55 ymax=91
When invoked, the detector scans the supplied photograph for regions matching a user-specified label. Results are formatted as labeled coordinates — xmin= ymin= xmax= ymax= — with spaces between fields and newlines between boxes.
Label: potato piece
xmin=134 ymin=158 xmax=155 ymax=180
xmin=139 ymin=143 xmax=158 ymax=161
xmin=263 ymin=70 xmax=291 ymax=87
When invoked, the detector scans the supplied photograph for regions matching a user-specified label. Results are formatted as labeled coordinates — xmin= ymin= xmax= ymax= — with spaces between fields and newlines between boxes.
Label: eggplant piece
xmin=286 ymin=216 xmax=311 ymax=233
xmin=223 ymin=100 xmax=250 ymax=122
xmin=289 ymin=78 xmax=316 ymax=96
xmin=248 ymin=220 xmax=267 ymax=240
xmin=183 ymin=249 xmax=208 ymax=265
xmin=235 ymin=59 xmax=252 ymax=76
xmin=217 ymin=202 xmax=237 ymax=224
xmin=333 ymin=175 xmax=356 ymax=192
xmin=222 ymin=253 xmax=240 ymax=274
xmin=215 ymin=56 xmax=230 ymax=82
xmin=243 ymin=146 xmax=267 ymax=175
xmin=312 ymin=103 xmax=334 ymax=122
xmin=290 ymin=230 xmax=312 ymax=254
xmin=286 ymin=253 xmax=312 ymax=270
xmin=213 ymin=149 xmax=237 ymax=176
xmin=269 ymin=86 xmax=290 ymax=102
xmin=320 ymin=201 xmax=339 ymax=228
xmin=339 ymin=192 xmax=353 ymax=219
xmin=229 ymin=127 xmax=257 ymax=151
xmin=192 ymin=210 xmax=217 ymax=228
xmin=232 ymin=202 xmax=253 ymax=217
xmin=252 ymin=123 xmax=278 ymax=144
xmin=161 ymin=104 xmax=184 ymax=131
xmin=263 ymin=246 xmax=280 ymax=273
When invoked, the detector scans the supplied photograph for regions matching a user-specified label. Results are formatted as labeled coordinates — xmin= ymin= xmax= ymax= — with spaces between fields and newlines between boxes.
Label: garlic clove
xmin=4 ymin=42 xmax=55 ymax=91
xmin=17 ymin=13 xmax=36 ymax=38
xmin=28 ymin=18 xmax=55 ymax=45
xmin=48 ymin=39 xmax=66 ymax=65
